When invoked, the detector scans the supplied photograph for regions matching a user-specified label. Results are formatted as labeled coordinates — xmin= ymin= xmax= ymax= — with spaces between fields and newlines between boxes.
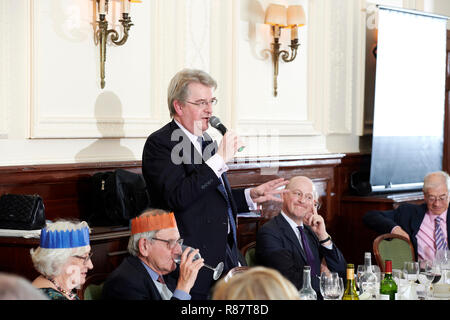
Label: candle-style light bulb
xmin=99 ymin=0 xmax=106 ymax=15
xmin=122 ymin=0 xmax=130 ymax=14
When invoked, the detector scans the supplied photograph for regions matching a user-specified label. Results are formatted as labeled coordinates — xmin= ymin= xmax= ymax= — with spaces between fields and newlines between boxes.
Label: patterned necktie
xmin=200 ymin=136 xmax=238 ymax=263
xmin=435 ymin=216 xmax=448 ymax=251
xmin=297 ymin=226 xmax=318 ymax=277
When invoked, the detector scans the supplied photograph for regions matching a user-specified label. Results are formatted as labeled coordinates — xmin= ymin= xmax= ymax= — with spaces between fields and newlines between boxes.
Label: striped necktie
xmin=435 ymin=216 xmax=448 ymax=251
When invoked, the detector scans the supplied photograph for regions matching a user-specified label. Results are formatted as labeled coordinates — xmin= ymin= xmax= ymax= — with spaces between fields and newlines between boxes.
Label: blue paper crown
xmin=40 ymin=226 xmax=90 ymax=249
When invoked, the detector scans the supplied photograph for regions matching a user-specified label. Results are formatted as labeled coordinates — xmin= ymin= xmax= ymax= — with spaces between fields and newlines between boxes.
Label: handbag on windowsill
xmin=0 ymin=194 xmax=46 ymax=230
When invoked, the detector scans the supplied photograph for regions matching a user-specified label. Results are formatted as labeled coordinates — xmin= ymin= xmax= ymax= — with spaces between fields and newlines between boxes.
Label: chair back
xmin=240 ymin=241 xmax=257 ymax=267
xmin=373 ymin=233 xmax=415 ymax=271
xmin=78 ymin=273 xmax=108 ymax=300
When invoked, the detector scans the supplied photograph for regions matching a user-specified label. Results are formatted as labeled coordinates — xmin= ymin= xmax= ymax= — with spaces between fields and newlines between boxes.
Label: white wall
xmin=2 ymin=0 xmax=443 ymax=166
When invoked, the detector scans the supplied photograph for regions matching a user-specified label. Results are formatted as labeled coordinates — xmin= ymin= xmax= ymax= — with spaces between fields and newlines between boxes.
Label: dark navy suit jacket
xmin=101 ymin=255 xmax=178 ymax=300
xmin=142 ymin=120 xmax=247 ymax=299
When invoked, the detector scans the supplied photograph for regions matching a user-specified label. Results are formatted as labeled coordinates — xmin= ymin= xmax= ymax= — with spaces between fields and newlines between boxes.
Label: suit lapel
xmin=276 ymin=214 xmax=308 ymax=263
xmin=411 ymin=203 xmax=427 ymax=237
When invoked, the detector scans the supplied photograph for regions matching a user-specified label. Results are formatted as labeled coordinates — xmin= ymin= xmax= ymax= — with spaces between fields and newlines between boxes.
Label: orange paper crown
xmin=131 ymin=212 xmax=176 ymax=235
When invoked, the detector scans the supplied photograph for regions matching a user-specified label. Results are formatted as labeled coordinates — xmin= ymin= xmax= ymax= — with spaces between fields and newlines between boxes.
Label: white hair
xmin=127 ymin=230 xmax=158 ymax=257
xmin=30 ymin=220 xmax=90 ymax=278
xmin=423 ymin=171 xmax=450 ymax=193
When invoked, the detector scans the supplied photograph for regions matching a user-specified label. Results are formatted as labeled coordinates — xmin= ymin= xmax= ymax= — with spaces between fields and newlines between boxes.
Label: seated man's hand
xmin=176 ymin=247 xmax=204 ymax=293
xmin=391 ymin=226 xmax=410 ymax=241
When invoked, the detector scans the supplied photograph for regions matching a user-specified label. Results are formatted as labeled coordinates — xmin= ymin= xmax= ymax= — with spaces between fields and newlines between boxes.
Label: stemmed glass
xmin=356 ymin=265 xmax=365 ymax=293
xmin=174 ymin=244 xmax=224 ymax=280
xmin=418 ymin=260 xmax=435 ymax=299
xmin=403 ymin=261 xmax=419 ymax=282
xmin=319 ymin=272 xmax=341 ymax=300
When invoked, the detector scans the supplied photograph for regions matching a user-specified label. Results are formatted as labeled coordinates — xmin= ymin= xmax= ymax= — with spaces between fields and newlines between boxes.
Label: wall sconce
xmin=264 ymin=4 xmax=306 ymax=96
xmin=96 ymin=0 xmax=138 ymax=89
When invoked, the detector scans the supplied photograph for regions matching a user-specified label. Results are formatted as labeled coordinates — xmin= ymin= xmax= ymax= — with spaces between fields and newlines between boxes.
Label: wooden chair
xmin=223 ymin=266 xmax=250 ymax=282
xmin=240 ymin=241 xmax=257 ymax=267
xmin=373 ymin=233 xmax=416 ymax=272
xmin=77 ymin=273 xmax=108 ymax=300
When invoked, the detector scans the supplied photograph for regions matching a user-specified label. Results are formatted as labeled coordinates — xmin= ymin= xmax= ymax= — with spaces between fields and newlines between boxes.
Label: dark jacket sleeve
xmin=363 ymin=208 xmax=399 ymax=234
xmin=256 ymin=224 xmax=303 ymax=289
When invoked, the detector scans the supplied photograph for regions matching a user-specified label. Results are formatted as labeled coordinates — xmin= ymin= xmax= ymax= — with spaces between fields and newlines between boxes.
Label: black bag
xmin=0 ymin=194 xmax=46 ymax=230
xmin=88 ymin=169 xmax=151 ymax=226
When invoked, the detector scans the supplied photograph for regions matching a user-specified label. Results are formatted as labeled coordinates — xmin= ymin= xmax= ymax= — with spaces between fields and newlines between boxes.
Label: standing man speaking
xmin=142 ymin=68 xmax=286 ymax=299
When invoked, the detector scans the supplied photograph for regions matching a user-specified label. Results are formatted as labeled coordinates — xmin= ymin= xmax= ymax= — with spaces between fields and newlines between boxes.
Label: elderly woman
xmin=30 ymin=220 xmax=93 ymax=300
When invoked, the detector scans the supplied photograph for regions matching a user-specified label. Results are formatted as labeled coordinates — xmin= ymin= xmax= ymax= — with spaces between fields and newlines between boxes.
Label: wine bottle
xmin=380 ymin=260 xmax=397 ymax=300
xmin=298 ymin=266 xmax=317 ymax=300
xmin=360 ymin=252 xmax=378 ymax=298
xmin=342 ymin=264 xmax=359 ymax=300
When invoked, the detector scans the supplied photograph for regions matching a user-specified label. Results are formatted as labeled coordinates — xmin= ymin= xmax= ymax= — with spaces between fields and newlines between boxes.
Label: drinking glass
xmin=337 ymin=277 xmax=344 ymax=300
xmin=392 ymin=269 xmax=408 ymax=299
xmin=356 ymin=265 xmax=365 ymax=293
xmin=174 ymin=244 xmax=224 ymax=280
xmin=403 ymin=261 xmax=419 ymax=282
xmin=418 ymin=260 xmax=435 ymax=299
xmin=319 ymin=272 xmax=341 ymax=300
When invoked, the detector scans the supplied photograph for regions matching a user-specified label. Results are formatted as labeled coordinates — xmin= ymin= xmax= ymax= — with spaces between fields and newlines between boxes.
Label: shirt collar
xmin=174 ymin=119 xmax=202 ymax=143
xmin=280 ymin=211 xmax=304 ymax=230
xmin=139 ymin=259 xmax=159 ymax=282
xmin=429 ymin=209 xmax=448 ymax=222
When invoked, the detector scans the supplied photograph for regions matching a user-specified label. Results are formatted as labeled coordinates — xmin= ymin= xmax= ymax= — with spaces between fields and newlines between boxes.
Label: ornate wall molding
xmin=29 ymin=0 xmax=156 ymax=139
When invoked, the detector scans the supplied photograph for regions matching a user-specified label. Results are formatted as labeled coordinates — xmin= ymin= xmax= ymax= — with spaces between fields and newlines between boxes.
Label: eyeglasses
xmin=426 ymin=194 xmax=448 ymax=203
xmin=184 ymin=98 xmax=218 ymax=108
xmin=73 ymin=252 xmax=93 ymax=264
xmin=290 ymin=190 xmax=314 ymax=202
xmin=151 ymin=237 xmax=183 ymax=250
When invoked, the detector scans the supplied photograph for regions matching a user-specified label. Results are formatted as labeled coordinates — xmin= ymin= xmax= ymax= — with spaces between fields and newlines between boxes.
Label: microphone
xmin=209 ymin=116 xmax=244 ymax=152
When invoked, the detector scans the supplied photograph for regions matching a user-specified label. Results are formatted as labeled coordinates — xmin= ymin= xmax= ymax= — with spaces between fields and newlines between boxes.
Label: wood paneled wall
xmin=2 ymin=153 xmax=418 ymax=279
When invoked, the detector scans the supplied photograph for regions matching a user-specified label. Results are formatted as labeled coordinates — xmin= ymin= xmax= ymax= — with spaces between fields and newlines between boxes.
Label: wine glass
xmin=174 ymin=244 xmax=224 ymax=280
xmin=403 ymin=261 xmax=419 ymax=282
xmin=356 ymin=265 xmax=365 ymax=293
xmin=319 ymin=272 xmax=340 ymax=300
xmin=418 ymin=260 xmax=435 ymax=299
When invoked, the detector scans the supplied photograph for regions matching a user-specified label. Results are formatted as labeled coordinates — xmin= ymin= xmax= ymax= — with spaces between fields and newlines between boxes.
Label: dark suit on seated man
xmin=141 ymin=68 xmax=287 ymax=299
xmin=102 ymin=209 xmax=203 ymax=300
xmin=256 ymin=176 xmax=346 ymax=298
xmin=363 ymin=171 xmax=449 ymax=261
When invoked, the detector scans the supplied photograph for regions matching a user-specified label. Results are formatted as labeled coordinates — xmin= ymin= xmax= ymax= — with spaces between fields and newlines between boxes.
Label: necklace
xmin=44 ymin=276 xmax=77 ymax=300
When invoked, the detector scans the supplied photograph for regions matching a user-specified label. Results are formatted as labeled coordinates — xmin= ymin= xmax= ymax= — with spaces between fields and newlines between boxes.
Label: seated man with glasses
xmin=256 ymin=176 xmax=346 ymax=299
xmin=102 ymin=209 xmax=203 ymax=300
xmin=363 ymin=171 xmax=450 ymax=261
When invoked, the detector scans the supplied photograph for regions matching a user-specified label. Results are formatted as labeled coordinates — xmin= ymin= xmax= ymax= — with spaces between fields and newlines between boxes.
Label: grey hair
xmin=29 ymin=220 xmax=90 ymax=278
xmin=0 ymin=273 xmax=48 ymax=300
xmin=423 ymin=171 xmax=450 ymax=193
xmin=127 ymin=230 xmax=158 ymax=257
xmin=167 ymin=68 xmax=217 ymax=117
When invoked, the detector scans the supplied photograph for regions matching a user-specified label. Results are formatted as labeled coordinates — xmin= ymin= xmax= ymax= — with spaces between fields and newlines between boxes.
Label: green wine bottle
xmin=380 ymin=260 xmax=397 ymax=300
xmin=342 ymin=264 xmax=359 ymax=300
